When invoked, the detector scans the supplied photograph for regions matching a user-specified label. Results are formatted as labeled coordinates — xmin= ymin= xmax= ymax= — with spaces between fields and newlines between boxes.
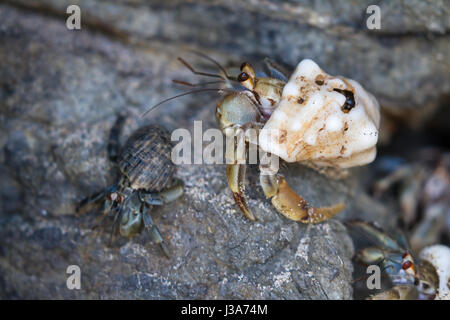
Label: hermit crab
xmin=349 ymin=220 xmax=450 ymax=300
xmin=146 ymin=54 xmax=380 ymax=224
xmin=77 ymin=118 xmax=184 ymax=257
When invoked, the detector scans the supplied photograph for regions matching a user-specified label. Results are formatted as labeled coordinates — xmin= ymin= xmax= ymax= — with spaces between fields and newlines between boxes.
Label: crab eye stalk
xmin=240 ymin=62 xmax=256 ymax=79
xmin=238 ymin=71 xmax=255 ymax=90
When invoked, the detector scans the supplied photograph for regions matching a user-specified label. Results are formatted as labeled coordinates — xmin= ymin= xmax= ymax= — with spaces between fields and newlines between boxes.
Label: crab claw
xmin=226 ymin=164 xmax=256 ymax=221
xmin=348 ymin=220 xmax=405 ymax=251
xmin=260 ymin=173 xmax=345 ymax=223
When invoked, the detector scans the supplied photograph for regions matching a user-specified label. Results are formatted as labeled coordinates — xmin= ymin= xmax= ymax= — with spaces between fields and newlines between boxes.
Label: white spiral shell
xmin=259 ymin=59 xmax=380 ymax=168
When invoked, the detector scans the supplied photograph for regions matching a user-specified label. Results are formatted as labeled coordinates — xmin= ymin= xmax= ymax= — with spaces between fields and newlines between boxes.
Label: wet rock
xmin=0 ymin=1 xmax=446 ymax=299
xmin=9 ymin=0 xmax=450 ymax=112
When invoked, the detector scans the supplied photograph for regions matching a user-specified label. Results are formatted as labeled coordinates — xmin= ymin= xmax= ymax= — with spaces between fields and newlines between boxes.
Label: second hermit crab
xmin=78 ymin=118 xmax=184 ymax=257
xmin=147 ymin=55 xmax=380 ymax=224
xmin=349 ymin=220 xmax=450 ymax=300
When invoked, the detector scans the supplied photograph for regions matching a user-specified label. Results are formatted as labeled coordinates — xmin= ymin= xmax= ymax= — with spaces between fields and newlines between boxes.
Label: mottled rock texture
xmin=0 ymin=1 xmax=448 ymax=299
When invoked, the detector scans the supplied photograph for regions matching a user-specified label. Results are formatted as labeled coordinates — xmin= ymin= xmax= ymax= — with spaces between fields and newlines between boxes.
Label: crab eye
xmin=238 ymin=72 xmax=249 ymax=82
xmin=402 ymin=261 xmax=413 ymax=270
xmin=333 ymin=88 xmax=355 ymax=113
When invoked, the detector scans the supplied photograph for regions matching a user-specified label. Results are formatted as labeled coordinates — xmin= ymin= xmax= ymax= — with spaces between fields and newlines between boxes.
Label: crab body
xmin=78 ymin=124 xmax=184 ymax=257
xmin=216 ymin=59 xmax=380 ymax=223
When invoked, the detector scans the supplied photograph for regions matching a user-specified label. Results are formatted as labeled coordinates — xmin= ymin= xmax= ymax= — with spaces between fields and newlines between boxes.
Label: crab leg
xmin=226 ymin=163 xmax=256 ymax=221
xmin=109 ymin=206 xmax=122 ymax=246
xmin=138 ymin=181 xmax=183 ymax=258
xmin=76 ymin=184 xmax=117 ymax=215
xmin=142 ymin=209 xmax=171 ymax=258
xmin=140 ymin=179 xmax=184 ymax=206
xmin=263 ymin=57 xmax=289 ymax=82
xmin=224 ymin=122 xmax=261 ymax=221
xmin=355 ymin=247 xmax=388 ymax=265
xmin=355 ymin=247 xmax=404 ymax=279
xmin=259 ymin=171 xmax=345 ymax=223
xmin=92 ymin=199 xmax=115 ymax=231
xmin=349 ymin=220 xmax=404 ymax=251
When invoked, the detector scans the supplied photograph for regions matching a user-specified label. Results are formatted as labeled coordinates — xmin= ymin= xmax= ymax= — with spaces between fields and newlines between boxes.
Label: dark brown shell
xmin=118 ymin=125 xmax=175 ymax=192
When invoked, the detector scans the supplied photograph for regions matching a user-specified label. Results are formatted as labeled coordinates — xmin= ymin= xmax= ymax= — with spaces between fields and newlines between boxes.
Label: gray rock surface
xmin=0 ymin=1 xmax=447 ymax=299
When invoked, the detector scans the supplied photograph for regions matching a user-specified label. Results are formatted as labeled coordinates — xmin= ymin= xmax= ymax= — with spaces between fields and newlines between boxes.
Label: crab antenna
xmin=178 ymin=54 xmax=238 ymax=83
xmin=172 ymin=79 xmax=224 ymax=87
xmin=177 ymin=57 xmax=223 ymax=79
xmin=140 ymin=88 xmax=236 ymax=118
xmin=188 ymin=50 xmax=236 ymax=81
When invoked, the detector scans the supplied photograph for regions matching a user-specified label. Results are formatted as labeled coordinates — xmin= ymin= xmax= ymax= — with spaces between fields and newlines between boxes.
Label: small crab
xmin=78 ymin=118 xmax=184 ymax=257
xmin=349 ymin=220 xmax=449 ymax=300
xmin=151 ymin=55 xmax=380 ymax=223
